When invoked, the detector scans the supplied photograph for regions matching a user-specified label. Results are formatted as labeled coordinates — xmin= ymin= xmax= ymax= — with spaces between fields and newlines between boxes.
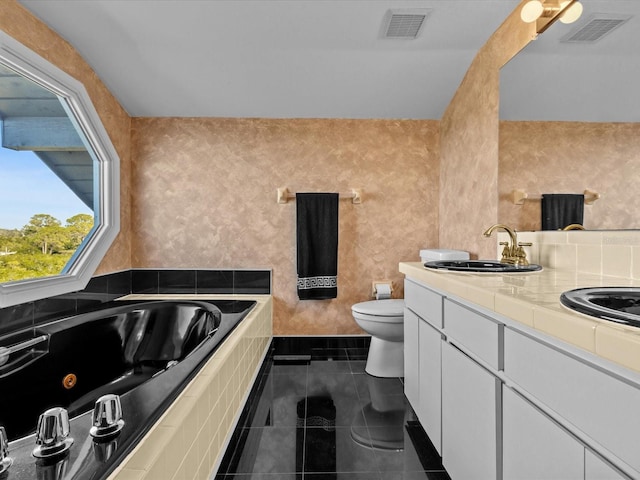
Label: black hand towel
xmin=541 ymin=194 xmax=584 ymax=230
xmin=296 ymin=193 xmax=339 ymax=300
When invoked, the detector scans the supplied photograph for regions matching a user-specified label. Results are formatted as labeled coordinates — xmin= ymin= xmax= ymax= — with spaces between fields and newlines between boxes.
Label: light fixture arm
xmin=520 ymin=0 xmax=583 ymax=35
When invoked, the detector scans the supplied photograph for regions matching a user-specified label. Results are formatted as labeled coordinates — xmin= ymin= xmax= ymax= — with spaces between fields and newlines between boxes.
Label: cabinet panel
xmin=404 ymin=307 xmax=420 ymax=411
xmin=504 ymin=328 xmax=640 ymax=473
xmin=442 ymin=341 xmax=499 ymax=480
xmin=418 ymin=317 xmax=442 ymax=454
xmin=585 ymin=449 xmax=630 ymax=480
xmin=405 ymin=278 xmax=443 ymax=328
xmin=444 ymin=299 xmax=502 ymax=370
xmin=503 ymin=386 xmax=583 ymax=480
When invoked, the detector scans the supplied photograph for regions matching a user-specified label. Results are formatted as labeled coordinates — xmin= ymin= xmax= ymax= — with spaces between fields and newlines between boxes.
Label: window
xmin=0 ymin=30 xmax=119 ymax=307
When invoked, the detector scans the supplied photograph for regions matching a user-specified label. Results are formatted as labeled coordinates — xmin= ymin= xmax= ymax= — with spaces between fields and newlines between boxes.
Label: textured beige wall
xmin=499 ymin=121 xmax=640 ymax=231
xmin=0 ymin=0 xmax=132 ymax=274
xmin=131 ymin=118 xmax=439 ymax=334
xmin=439 ymin=1 xmax=534 ymax=259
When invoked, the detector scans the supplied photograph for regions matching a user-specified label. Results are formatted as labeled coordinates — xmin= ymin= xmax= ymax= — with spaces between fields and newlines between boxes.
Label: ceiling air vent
xmin=560 ymin=14 xmax=632 ymax=43
xmin=382 ymin=9 xmax=431 ymax=39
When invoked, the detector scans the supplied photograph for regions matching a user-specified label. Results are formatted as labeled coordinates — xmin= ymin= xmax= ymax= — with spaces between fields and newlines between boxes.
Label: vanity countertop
xmin=400 ymin=261 xmax=640 ymax=374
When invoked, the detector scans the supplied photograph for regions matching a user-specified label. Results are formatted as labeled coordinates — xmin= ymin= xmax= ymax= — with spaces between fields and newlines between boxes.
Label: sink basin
xmin=423 ymin=260 xmax=542 ymax=273
xmin=560 ymin=287 xmax=640 ymax=328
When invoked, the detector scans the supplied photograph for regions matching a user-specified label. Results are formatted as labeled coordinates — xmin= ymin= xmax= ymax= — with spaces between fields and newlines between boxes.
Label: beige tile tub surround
xmin=107 ymin=295 xmax=272 ymax=480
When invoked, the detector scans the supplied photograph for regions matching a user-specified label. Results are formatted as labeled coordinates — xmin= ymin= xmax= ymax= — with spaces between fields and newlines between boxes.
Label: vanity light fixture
xmin=520 ymin=0 xmax=583 ymax=34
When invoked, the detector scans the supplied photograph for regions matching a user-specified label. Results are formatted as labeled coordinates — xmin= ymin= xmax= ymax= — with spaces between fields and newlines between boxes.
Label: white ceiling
xmin=17 ymin=0 xmax=639 ymax=121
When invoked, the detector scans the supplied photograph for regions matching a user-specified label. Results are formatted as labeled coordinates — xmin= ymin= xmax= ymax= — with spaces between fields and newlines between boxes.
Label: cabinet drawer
xmin=443 ymin=299 xmax=502 ymax=370
xmin=404 ymin=278 xmax=443 ymax=328
xmin=505 ymin=328 xmax=640 ymax=474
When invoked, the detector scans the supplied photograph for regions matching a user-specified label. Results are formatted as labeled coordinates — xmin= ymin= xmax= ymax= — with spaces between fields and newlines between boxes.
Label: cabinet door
xmin=418 ymin=317 xmax=442 ymax=454
xmin=503 ymin=387 xmax=583 ymax=480
xmin=442 ymin=341 xmax=499 ymax=480
xmin=585 ymin=450 xmax=630 ymax=480
xmin=404 ymin=307 xmax=420 ymax=410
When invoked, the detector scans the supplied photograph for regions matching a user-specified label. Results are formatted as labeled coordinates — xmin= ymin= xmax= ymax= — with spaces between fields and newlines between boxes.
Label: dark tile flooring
xmin=215 ymin=337 xmax=451 ymax=480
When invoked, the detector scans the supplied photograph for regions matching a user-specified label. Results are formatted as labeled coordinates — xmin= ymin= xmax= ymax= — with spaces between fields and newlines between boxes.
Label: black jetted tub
xmin=0 ymin=298 xmax=256 ymax=480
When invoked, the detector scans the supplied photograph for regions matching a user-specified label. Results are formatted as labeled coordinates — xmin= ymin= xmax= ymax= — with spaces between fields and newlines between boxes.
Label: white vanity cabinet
xmin=440 ymin=299 xmax=503 ymax=480
xmin=504 ymin=327 xmax=638 ymax=479
xmin=403 ymin=306 xmax=420 ymax=413
xmin=404 ymin=279 xmax=443 ymax=453
xmin=401 ymin=269 xmax=640 ymax=480
xmin=503 ymin=386 xmax=584 ymax=480
xmin=441 ymin=341 xmax=500 ymax=480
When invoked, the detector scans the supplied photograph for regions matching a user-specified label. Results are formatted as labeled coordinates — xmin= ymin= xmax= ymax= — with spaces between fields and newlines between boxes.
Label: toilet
xmin=351 ymin=299 xmax=405 ymax=378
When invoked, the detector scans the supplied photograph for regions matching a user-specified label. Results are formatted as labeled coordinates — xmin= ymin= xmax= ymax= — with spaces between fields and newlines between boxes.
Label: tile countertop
xmin=399 ymin=262 xmax=640 ymax=374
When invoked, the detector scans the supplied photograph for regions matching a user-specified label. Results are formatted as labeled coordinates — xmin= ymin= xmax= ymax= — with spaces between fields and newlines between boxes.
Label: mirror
xmin=498 ymin=1 xmax=640 ymax=231
xmin=0 ymin=29 xmax=119 ymax=307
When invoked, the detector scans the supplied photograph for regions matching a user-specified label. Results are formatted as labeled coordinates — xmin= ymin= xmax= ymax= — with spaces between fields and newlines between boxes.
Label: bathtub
xmin=0 ymin=298 xmax=256 ymax=480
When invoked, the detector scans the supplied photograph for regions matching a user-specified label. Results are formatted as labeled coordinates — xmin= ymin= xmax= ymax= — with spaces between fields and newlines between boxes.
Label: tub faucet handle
xmin=1 ymin=426 xmax=13 ymax=474
xmin=33 ymin=407 xmax=74 ymax=458
xmin=90 ymin=394 xmax=125 ymax=439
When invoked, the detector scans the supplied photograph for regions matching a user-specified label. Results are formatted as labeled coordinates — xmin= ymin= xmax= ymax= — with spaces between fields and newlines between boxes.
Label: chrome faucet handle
xmin=33 ymin=407 xmax=74 ymax=458
xmin=1 ymin=426 xmax=13 ymax=474
xmin=90 ymin=394 xmax=125 ymax=439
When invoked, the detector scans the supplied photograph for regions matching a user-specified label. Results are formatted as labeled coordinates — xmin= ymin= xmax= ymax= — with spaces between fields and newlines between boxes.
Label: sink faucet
xmin=562 ymin=223 xmax=585 ymax=231
xmin=483 ymin=224 xmax=531 ymax=266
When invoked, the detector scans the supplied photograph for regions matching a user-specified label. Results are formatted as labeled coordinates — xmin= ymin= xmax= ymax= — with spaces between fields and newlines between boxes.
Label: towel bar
xmin=511 ymin=189 xmax=600 ymax=206
xmin=277 ymin=187 xmax=362 ymax=204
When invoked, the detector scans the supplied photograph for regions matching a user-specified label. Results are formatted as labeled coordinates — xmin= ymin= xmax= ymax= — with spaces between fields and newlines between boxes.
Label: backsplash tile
xmin=195 ymin=270 xmax=234 ymax=294
xmin=577 ymin=245 xmax=601 ymax=275
xmin=132 ymin=270 xmax=159 ymax=294
xmin=107 ymin=271 xmax=132 ymax=296
xmin=498 ymin=230 xmax=640 ymax=279
xmin=602 ymin=245 xmax=632 ymax=278
xmin=159 ymin=270 xmax=196 ymax=294
xmin=233 ymin=270 xmax=271 ymax=294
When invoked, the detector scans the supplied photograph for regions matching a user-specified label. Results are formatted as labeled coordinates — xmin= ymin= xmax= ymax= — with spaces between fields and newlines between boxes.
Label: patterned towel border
xmin=297 ymin=275 xmax=337 ymax=290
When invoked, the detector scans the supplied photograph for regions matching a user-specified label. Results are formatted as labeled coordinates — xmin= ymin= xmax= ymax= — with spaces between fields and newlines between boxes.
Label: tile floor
xmin=215 ymin=337 xmax=451 ymax=480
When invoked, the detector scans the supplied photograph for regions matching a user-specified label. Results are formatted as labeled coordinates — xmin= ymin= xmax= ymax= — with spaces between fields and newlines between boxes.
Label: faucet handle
xmin=1 ymin=426 xmax=13 ymax=474
xmin=514 ymin=243 xmax=532 ymax=266
xmin=33 ymin=407 xmax=74 ymax=458
xmin=90 ymin=394 xmax=125 ymax=439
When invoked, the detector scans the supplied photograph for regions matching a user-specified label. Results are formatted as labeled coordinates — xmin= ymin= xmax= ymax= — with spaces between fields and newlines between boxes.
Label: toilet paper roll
xmin=375 ymin=283 xmax=392 ymax=300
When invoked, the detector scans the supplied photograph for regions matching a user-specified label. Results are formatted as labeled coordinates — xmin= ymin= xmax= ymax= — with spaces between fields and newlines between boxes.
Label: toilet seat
xmin=351 ymin=299 xmax=404 ymax=317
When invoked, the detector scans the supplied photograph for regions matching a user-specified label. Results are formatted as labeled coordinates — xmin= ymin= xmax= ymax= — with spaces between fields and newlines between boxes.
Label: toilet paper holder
xmin=372 ymin=281 xmax=393 ymax=299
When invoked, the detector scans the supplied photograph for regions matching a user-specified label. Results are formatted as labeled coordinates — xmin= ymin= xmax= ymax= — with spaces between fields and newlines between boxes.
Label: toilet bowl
xmin=351 ymin=299 xmax=404 ymax=378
